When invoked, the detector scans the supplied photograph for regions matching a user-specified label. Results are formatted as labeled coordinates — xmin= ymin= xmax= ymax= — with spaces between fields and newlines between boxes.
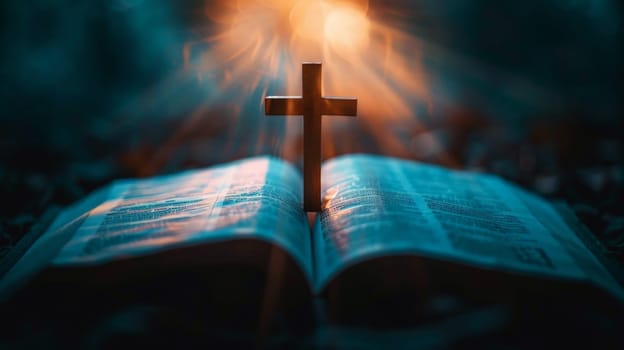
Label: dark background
xmin=1 ymin=0 xmax=623 ymax=347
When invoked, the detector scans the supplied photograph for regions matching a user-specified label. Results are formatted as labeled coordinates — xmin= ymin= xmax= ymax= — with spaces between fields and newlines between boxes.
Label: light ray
xmin=184 ymin=0 xmax=433 ymax=160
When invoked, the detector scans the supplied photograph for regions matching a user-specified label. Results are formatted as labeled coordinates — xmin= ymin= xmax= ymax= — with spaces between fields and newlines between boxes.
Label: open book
xmin=2 ymin=155 xmax=623 ymax=325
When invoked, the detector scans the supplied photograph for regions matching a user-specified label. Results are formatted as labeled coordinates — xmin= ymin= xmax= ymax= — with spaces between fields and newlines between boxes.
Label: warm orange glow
xmin=183 ymin=0 xmax=432 ymax=161
xmin=324 ymin=5 xmax=369 ymax=52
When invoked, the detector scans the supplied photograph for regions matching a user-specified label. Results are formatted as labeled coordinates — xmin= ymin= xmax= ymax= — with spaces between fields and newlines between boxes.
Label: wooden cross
xmin=265 ymin=62 xmax=357 ymax=212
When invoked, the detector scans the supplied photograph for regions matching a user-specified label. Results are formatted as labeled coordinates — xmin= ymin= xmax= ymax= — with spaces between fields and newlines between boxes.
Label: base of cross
xmin=265 ymin=62 xmax=357 ymax=212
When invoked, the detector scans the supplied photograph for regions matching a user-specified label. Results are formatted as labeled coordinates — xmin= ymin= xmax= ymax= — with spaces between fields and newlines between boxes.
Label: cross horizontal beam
xmin=322 ymin=97 xmax=357 ymax=116
xmin=265 ymin=97 xmax=303 ymax=115
xmin=265 ymin=97 xmax=357 ymax=116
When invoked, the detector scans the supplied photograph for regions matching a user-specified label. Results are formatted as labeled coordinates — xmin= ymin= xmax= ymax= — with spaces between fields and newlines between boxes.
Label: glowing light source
xmin=182 ymin=0 xmax=432 ymax=160
xmin=324 ymin=5 xmax=370 ymax=52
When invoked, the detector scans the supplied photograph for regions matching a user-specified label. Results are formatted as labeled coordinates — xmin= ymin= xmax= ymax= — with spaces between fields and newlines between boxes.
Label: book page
xmin=36 ymin=156 xmax=311 ymax=280
xmin=0 ymin=186 xmax=112 ymax=299
xmin=513 ymin=188 xmax=624 ymax=300
xmin=314 ymin=155 xmax=614 ymax=295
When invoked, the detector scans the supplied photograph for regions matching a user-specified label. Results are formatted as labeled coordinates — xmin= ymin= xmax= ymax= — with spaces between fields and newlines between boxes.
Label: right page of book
xmin=314 ymin=154 xmax=622 ymax=299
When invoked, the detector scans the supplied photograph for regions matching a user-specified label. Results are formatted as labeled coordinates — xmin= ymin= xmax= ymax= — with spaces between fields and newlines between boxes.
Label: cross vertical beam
xmin=265 ymin=63 xmax=357 ymax=212
xmin=302 ymin=63 xmax=322 ymax=212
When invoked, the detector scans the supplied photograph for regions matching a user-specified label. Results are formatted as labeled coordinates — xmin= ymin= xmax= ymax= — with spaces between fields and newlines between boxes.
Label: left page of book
xmin=1 ymin=156 xmax=312 ymax=298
